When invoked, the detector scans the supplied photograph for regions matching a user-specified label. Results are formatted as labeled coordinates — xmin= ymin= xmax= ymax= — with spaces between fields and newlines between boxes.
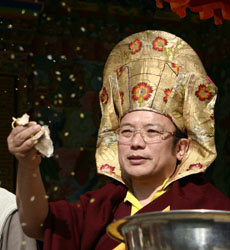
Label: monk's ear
xmin=176 ymin=138 xmax=189 ymax=161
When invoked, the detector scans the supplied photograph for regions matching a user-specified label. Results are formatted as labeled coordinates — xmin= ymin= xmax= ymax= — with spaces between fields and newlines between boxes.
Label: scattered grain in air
xmin=60 ymin=55 xmax=67 ymax=60
xmin=58 ymin=99 xmax=63 ymax=104
xmin=33 ymin=12 xmax=38 ymax=17
xmin=19 ymin=46 xmax=24 ymax=51
xmin=8 ymin=24 xmax=13 ymax=29
xmin=80 ymin=27 xmax=86 ymax=32
xmin=70 ymin=93 xmax=76 ymax=98
xmin=4 ymin=90 xmax=7 ymax=93
xmin=21 ymin=222 xmax=27 ymax=227
xmin=54 ymin=186 xmax=58 ymax=192
xmin=80 ymin=113 xmax=84 ymax=118
xmin=24 ymin=85 xmax=27 ymax=88
xmin=47 ymin=54 xmax=53 ymax=60
xmin=80 ymin=147 xmax=84 ymax=151
xmin=39 ymin=120 xmax=44 ymax=125
xmin=10 ymin=54 xmax=15 ymax=59
xmin=64 ymin=131 xmax=69 ymax=137
xmin=30 ymin=196 xmax=35 ymax=202
xmin=21 ymin=9 xmax=26 ymax=14
xmin=55 ymin=71 xmax=61 ymax=75
xmin=61 ymin=2 xmax=66 ymax=6
xmin=79 ymin=86 xmax=83 ymax=90
xmin=55 ymin=154 xmax=59 ymax=159
xmin=32 ymin=173 xmax=37 ymax=178
xmin=33 ymin=70 xmax=38 ymax=75
xmin=40 ymin=223 xmax=44 ymax=227
xmin=67 ymin=7 xmax=71 ymax=12
xmin=89 ymin=198 xmax=95 ymax=203
xmin=71 ymin=171 xmax=75 ymax=176
xmin=15 ymin=88 xmax=18 ymax=91
xmin=57 ymin=77 xmax=62 ymax=82
xmin=29 ymin=52 xmax=34 ymax=56
xmin=77 ymin=203 xmax=81 ymax=208
xmin=21 ymin=241 xmax=27 ymax=246
xmin=40 ymin=95 xmax=45 ymax=100
xmin=76 ymin=46 xmax=81 ymax=51
xmin=35 ymin=101 xmax=39 ymax=106
xmin=44 ymin=195 xmax=49 ymax=199
xmin=47 ymin=17 xmax=52 ymax=21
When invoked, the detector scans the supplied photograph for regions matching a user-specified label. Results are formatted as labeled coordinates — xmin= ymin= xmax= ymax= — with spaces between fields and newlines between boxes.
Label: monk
xmin=7 ymin=30 xmax=230 ymax=250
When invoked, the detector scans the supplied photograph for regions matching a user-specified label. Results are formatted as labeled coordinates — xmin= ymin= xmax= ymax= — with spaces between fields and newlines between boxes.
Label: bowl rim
xmin=106 ymin=209 xmax=230 ymax=243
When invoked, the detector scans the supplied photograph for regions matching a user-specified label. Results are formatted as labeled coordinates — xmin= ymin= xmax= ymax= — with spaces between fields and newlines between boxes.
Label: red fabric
xmin=156 ymin=0 xmax=230 ymax=24
xmin=43 ymin=175 xmax=230 ymax=250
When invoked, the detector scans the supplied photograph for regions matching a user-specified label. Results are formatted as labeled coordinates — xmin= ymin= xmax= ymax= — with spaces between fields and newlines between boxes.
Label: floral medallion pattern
xmin=153 ymin=37 xmax=168 ymax=51
xmin=132 ymin=82 xmax=153 ymax=103
xmin=99 ymin=164 xmax=115 ymax=173
xmin=163 ymin=88 xmax=172 ymax=103
xmin=100 ymin=87 xmax=109 ymax=104
xmin=129 ymin=39 xmax=142 ymax=54
xmin=195 ymin=85 xmax=212 ymax=101
xmin=117 ymin=66 xmax=123 ymax=78
xmin=172 ymin=63 xmax=180 ymax=75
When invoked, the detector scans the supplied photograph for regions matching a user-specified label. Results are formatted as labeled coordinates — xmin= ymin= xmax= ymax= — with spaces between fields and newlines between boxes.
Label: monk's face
xmin=118 ymin=110 xmax=179 ymax=185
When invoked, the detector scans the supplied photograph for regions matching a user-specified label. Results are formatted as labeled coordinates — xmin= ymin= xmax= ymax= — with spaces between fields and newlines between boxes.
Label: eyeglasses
xmin=116 ymin=127 xmax=174 ymax=144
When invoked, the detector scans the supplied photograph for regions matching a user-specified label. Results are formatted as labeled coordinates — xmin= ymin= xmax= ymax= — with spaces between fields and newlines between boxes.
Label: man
xmin=0 ymin=188 xmax=38 ymax=250
xmin=7 ymin=30 xmax=230 ymax=250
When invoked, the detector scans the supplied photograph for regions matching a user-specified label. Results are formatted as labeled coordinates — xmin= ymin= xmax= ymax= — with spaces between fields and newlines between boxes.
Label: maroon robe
xmin=43 ymin=175 xmax=230 ymax=250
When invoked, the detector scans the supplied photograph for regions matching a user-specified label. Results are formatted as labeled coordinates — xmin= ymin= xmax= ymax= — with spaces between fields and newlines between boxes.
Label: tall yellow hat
xmin=96 ymin=30 xmax=217 ymax=187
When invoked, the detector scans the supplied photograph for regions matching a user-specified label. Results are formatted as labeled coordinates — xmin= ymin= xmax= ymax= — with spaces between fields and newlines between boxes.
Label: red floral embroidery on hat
xmin=120 ymin=92 xmax=124 ymax=105
xmin=100 ymin=164 xmax=115 ymax=173
xmin=211 ymin=114 xmax=215 ymax=120
xmin=100 ymin=87 xmax=109 ymax=104
xmin=172 ymin=63 xmax=180 ymax=75
xmin=163 ymin=88 xmax=172 ymax=103
xmin=153 ymin=37 xmax=167 ymax=51
xmin=132 ymin=82 xmax=153 ymax=103
xmin=187 ymin=163 xmax=203 ymax=171
xmin=129 ymin=39 xmax=142 ymax=54
xmin=117 ymin=67 xmax=123 ymax=78
xmin=195 ymin=85 xmax=212 ymax=101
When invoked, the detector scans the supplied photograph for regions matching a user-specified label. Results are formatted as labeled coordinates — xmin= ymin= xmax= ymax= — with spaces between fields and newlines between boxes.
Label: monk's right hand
xmin=7 ymin=122 xmax=42 ymax=169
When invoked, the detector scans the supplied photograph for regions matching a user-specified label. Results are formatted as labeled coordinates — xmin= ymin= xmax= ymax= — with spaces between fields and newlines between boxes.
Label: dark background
xmin=0 ymin=0 xmax=230 ymax=201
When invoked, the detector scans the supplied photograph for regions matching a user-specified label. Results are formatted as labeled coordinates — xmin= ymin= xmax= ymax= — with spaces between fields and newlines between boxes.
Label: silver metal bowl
xmin=107 ymin=210 xmax=230 ymax=250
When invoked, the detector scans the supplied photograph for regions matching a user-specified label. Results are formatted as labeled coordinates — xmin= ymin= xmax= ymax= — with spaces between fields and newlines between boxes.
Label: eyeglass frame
xmin=115 ymin=127 xmax=175 ymax=145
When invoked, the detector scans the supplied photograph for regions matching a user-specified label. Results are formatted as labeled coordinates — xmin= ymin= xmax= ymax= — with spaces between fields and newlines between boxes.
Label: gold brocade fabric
xmin=96 ymin=30 xmax=217 ymax=188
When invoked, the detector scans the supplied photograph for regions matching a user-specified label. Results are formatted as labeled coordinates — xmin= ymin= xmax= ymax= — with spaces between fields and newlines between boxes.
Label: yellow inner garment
xmin=113 ymin=179 xmax=170 ymax=250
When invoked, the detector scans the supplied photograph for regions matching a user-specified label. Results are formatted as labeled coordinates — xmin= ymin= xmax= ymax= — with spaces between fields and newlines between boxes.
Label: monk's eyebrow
xmin=120 ymin=123 xmax=165 ymax=129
